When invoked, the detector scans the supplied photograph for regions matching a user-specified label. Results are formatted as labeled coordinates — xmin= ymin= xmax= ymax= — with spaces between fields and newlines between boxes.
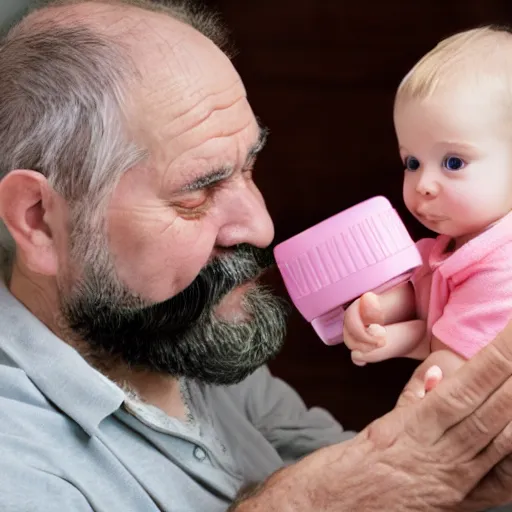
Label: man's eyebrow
xmin=181 ymin=168 xmax=233 ymax=192
xmin=246 ymin=126 xmax=268 ymax=165
xmin=181 ymin=126 xmax=269 ymax=192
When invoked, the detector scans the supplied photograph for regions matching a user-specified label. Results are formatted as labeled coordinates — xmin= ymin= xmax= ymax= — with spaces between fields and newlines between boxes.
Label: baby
xmin=343 ymin=26 xmax=512 ymax=390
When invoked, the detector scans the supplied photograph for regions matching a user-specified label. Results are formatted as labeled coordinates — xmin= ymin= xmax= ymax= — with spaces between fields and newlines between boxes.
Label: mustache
xmin=151 ymin=243 xmax=274 ymax=331
xmin=199 ymin=244 xmax=275 ymax=306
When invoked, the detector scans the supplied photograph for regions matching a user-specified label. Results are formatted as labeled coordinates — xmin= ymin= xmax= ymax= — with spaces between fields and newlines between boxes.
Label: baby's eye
xmin=404 ymin=156 xmax=420 ymax=171
xmin=443 ymin=156 xmax=465 ymax=171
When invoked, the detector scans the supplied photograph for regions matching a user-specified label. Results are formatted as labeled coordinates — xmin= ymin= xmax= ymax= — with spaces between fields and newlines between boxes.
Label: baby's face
xmin=395 ymin=89 xmax=512 ymax=244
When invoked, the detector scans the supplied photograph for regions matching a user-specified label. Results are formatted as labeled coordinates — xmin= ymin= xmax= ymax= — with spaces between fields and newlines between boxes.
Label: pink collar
xmin=428 ymin=210 xmax=512 ymax=277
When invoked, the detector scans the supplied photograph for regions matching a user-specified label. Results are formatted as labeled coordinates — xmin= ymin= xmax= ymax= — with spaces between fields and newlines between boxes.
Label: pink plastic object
xmin=273 ymin=196 xmax=422 ymax=345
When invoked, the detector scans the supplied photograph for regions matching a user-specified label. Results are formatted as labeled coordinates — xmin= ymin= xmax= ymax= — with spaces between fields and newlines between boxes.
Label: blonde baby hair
xmin=396 ymin=26 xmax=512 ymax=103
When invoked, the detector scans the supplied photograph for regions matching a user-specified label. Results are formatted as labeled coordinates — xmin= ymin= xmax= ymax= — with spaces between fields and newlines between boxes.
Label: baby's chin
xmin=213 ymin=281 xmax=255 ymax=323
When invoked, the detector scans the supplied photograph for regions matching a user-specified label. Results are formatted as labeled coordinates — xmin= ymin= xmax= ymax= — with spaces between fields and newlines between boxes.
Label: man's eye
xmin=404 ymin=156 xmax=420 ymax=171
xmin=442 ymin=156 xmax=465 ymax=171
xmin=173 ymin=191 xmax=209 ymax=210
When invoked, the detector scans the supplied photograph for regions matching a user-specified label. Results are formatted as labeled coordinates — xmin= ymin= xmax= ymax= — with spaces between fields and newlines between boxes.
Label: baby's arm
xmin=343 ymin=281 xmax=428 ymax=365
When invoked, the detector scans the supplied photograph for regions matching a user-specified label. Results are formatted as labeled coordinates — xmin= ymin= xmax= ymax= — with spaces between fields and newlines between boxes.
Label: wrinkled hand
xmin=234 ymin=321 xmax=512 ymax=511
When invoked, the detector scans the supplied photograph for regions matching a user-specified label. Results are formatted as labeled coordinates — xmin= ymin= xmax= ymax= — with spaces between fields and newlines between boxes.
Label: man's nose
xmin=215 ymin=182 xmax=274 ymax=248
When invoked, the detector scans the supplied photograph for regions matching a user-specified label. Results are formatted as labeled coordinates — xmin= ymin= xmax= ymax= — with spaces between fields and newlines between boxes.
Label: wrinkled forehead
xmin=23 ymin=2 xmax=253 ymax=177
xmin=116 ymin=12 xmax=248 ymax=159
xmin=129 ymin=23 xmax=244 ymax=120
xmin=22 ymin=2 xmax=246 ymax=124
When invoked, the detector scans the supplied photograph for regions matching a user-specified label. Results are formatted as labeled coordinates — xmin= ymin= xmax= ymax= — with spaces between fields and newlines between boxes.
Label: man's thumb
xmin=396 ymin=363 xmax=442 ymax=408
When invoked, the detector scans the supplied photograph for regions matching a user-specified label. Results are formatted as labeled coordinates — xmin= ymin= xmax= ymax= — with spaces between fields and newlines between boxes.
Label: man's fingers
xmin=435 ymin=375 xmax=512 ymax=460
xmin=396 ymin=359 xmax=435 ymax=408
xmin=424 ymin=365 xmax=443 ymax=393
xmin=462 ymin=430 xmax=512 ymax=511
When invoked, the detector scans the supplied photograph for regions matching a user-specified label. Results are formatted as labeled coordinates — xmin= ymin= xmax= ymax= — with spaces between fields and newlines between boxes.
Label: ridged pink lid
xmin=273 ymin=196 xmax=422 ymax=344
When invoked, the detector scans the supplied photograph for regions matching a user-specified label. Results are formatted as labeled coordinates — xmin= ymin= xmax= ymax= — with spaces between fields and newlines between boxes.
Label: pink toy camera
xmin=273 ymin=196 xmax=422 ymax=345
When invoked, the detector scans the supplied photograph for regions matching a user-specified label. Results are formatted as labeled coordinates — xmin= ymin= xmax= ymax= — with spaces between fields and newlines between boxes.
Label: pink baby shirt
xmin=411 ymin=211 xmax=512 ymax=359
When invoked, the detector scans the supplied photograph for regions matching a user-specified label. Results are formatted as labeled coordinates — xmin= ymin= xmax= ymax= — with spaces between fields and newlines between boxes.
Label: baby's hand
xmin=343 ymin=292 xmax=387 ymax=366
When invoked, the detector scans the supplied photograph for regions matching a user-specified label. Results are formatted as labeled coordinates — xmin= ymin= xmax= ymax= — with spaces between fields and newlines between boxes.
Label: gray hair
xmin=0 ymin=0 xmax=231 ymax=273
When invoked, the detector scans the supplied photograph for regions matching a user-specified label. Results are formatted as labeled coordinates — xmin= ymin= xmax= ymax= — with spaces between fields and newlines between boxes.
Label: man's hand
xmin=233 ymin=320 xmax=512 ymax=511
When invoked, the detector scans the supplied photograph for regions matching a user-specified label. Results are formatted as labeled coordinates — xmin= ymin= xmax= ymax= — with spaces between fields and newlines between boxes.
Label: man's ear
xmin=0 ymin=170 xmax=60 ymax=276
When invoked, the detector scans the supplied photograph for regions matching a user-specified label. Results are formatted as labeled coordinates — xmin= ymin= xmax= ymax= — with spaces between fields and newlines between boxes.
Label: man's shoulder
xmin=0 ymin=355 xmax=74 ymax=448
xmin=0 ymin=355 xmax=50 ymax=410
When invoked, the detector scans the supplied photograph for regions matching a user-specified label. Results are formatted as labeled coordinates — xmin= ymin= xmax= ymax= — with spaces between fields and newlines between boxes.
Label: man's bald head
xmin=0 ymin=0 xmax=232 ymax=266
xmin=23 ymin=0 xmax=231 ymax=55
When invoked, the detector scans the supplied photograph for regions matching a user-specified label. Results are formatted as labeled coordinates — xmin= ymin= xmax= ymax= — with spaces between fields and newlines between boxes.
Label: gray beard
xmin=60 ymin=243 xmax=289 ymax=385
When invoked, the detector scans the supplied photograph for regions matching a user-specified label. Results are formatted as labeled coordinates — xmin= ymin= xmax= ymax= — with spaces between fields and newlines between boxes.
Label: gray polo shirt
xmin=0 ymin=281 xmax=353 ymax=511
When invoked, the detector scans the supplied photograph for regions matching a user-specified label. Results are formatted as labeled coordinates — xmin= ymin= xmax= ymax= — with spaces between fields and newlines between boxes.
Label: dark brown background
xmin=202 ymin=0 xmax=512 ymax=431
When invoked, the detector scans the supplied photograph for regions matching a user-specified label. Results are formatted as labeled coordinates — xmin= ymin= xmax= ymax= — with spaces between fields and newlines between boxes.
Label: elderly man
xmin=1 ymin=1 xmax=512 ymax=511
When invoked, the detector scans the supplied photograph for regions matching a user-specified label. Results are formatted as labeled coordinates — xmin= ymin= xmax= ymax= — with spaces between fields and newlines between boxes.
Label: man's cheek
xmin=155 ymin=250 xmax=210 ymax=301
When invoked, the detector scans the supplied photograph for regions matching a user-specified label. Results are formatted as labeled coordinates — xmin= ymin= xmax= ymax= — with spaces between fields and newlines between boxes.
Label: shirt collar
xmin=431 ymin=210 xmax=512 ymax=278
xmin=0 ymin=280 xmax=125 ymax=436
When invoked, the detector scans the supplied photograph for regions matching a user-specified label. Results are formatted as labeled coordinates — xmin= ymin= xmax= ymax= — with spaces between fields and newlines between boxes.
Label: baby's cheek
xmin=440 ymin=185 xmax=473 ymax=214
xmin=402 ymin=188 xmax=416 ymax=215
xmin=450 ymin=188 xmax=495 ymax=225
